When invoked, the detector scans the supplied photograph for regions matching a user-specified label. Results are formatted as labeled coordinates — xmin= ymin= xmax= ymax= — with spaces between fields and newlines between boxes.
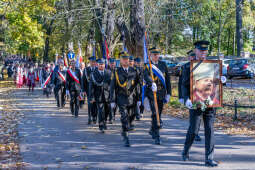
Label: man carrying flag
xmin=143 ymin=47 xmax=172 ymax=145
xmin=66 ymin=59 xmax=82 ymax=117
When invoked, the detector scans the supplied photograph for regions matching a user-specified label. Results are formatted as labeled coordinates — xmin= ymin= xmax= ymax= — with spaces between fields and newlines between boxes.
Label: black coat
xmin=144 ymin=60 xmax=171 ymax=100
xmin=179 ymin=62 xmax=190 ymax=103
xmin=66 ymin=68 xmax=82 ymax=92
xmin=110 ymin=67 xmax=140 ymax=106
xmin=82 ymin=67 xmax=95 ymax=93
xmin=89 ymin=69 xmax=111 ymax=103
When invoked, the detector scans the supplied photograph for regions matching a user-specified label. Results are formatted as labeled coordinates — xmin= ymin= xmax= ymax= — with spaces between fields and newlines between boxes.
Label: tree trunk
xmin=116 ymin=0 xmax=145 ymax=58
xmin=43 ymin=19 xmax=54 ymax=62
xmin=227 ymin=28 xmax=231 ymax=56
xmin=236 ymin=0 xmax=243 ymax=57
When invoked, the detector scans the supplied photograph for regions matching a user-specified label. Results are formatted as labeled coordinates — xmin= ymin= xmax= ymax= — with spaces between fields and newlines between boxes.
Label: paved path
xmin=14 ymin=88 xmax=255 ymax=170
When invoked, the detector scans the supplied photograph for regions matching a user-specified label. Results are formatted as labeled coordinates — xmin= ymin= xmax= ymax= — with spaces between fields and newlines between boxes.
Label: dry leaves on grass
xmin=165 ymin=104 xmax=255 ymax=137
xmin=0 ymin=82 xmax=25 ymax=169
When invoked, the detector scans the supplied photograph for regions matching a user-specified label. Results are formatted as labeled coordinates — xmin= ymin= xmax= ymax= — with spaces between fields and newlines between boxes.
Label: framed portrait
xmin=190 ymin=60 xmax=223 ymax=108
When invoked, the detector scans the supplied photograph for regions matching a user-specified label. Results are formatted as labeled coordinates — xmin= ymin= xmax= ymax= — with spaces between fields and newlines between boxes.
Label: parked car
xmin=171 ymin=61 xmax=189 ymax=76
xmin=227 ymin=59 xmax=254 ymax=79
xmin=222 ymin=59 xmax=233 ymax=76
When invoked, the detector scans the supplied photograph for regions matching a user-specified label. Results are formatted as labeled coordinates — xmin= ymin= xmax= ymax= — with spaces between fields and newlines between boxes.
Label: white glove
xmin=221 ymin=76 xmax=227 ymax=84
xmin=165 ymin=95 xmax=171 ymax=103
xmin=66 ymin=90 xmax=70 ymax=97
xmin=111 ymin=103 xmax=116 ymax=109
xmin=185 ymin=99 xmax=193 ymax=109
xmin=151 ymin=82 xmax=157 ymax=92
xmin=137 ymin=101 xmax=141 ymax=106
xmin=179 ymin=98 xmax=184 ymax=104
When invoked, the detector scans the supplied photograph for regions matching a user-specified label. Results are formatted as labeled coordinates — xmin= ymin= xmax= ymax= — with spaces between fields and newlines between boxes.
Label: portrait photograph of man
xmin=191 ymin=61 xmax=222 ymax=107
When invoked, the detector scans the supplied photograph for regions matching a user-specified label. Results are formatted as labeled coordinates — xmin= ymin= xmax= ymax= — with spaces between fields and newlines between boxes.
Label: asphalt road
xmin=226 ymin=79 xmax=255 ymax=89
xmin=14 ymin=88 xmax=255 ymax=170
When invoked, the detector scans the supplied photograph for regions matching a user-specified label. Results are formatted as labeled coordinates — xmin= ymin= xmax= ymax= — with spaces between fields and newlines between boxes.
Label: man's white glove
xmin=66 ymin=90 xmax=70 ymax=97
xmin=151 ymin=82 xmax=157 ymax=92
xmin=111 ymin=103 xmax=116 ymax=109
xmin=179 ymin=98 xmax=184 ymax=104
xmin=165 ymin=95 xmax=171 ymax=103
xmin=221 ymin=76 xmax=227 ymax=84
xmin=185 ymin=99 xmax=193 ymax=109
xmin=137 ymin=101 xmax=141 ymax=106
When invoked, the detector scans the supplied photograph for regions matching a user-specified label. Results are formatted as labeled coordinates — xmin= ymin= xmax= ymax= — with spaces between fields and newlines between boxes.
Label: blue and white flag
xmin=150 ymin=64 xmax=166 ymax=89
xmin=143 ymin=36 xmax=149 ymax=64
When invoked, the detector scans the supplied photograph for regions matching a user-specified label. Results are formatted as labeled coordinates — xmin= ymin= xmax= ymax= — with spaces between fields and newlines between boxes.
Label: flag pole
xmin=145 ymin=31 xmax=160 ymax=127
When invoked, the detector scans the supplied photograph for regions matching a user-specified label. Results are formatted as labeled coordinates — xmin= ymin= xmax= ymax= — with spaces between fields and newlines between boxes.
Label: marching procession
xmin=3 ymin=40 xmax=225 ymax=167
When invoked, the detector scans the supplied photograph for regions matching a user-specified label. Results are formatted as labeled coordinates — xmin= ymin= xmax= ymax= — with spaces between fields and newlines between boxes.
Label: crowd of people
xmin=1 ymin=40 xmax=227 ymax=167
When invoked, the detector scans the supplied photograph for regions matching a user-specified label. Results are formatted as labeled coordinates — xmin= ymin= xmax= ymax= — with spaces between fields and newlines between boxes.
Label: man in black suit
xmin=89 ymin=59 xmax=112 ymax=133
xmin=66 ymin=60 xmax=82 ymax=117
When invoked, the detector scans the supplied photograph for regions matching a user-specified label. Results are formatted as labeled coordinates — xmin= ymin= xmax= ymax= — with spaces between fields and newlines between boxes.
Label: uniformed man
xmin=79 ymin=62 xmax=86 ymax=108
xmin=52 ymin=59 xmax=66 ymax=108
xmin=89 ymin=59 xmax=112 ymax=133
xmin=110 ymin=52 xmax=140 ymax=147
xmin=180 ymin=40 xmax=225 ymax=167
xmin=179 ymin=50 xmax=202 ymax=142
xmin=134 ymin=57 xmax=144 ymax=119
xmin=127 ymin=55 xmax=140 ymax=130
xmin=144 ymin=48 xmax=171 ymax=145
xmin=82 ymin=56 xmax=97 ymax=124
xmin=66 ymin=60 xmax=82 ymax=117
xmin=108 ymin=58 xmax=117 ymax=121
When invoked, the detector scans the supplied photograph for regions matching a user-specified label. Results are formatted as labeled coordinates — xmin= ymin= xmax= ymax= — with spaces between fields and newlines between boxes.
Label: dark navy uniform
xmin=82 ymin=57 xmax=97 ymax=124
xmin=89 ymin=66 xmax=111 ymax=132
xmin=66 ymin=68 xmax=82 ymax=117
xmin=127 ymin=56 xmax=141 ymax=130
xmin=144 ymin=49 xmax=171 ymax=144
xmin=180 ymin=40 xmax=218 ymax=167
xmin=52 ymin=68 xmax=66 ymax=108
xmin=110 ymin=63 xmax=140 ymax=147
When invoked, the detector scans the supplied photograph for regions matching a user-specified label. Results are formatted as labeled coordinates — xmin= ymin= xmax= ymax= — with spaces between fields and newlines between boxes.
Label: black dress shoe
xmin=129 ymin=124 xmax=135 ymax=131
xmin=100 ymin=128 xmax=105 ymax=133
xmin=121 ymin=132 xmax=130 ymax=147
xmin=195 ymin=135 xmax=202 ymax=142
xmin=124 ymin=137 xmax=130 ymax=147
xmin=108 ymin=120 xmax=113 ymax=124
xmin=182 ymin=152 xmax=189 ymax=161
xmin=205 ymin=160 xmax=218 ymax=167
xmin=155 ymin=137 xmax=161 ymax=145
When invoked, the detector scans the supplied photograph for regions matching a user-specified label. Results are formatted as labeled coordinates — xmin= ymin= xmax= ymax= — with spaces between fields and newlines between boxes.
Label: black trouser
xmin=87 ymin=96 xmax=92 ymax=121
xmin=128 ymin=104 xmax=136 ymax=125
xmin=70 ymin=90 xmax=80 ymax=116
xmin=118 ymin=104 xmax=132 ymax=132
xmin=148 ymin=97 xmax=164 ymax=138
xmin=97 ymin=102 xmax=110 ymax=129
xmin=104 ymin=102 xmax=111 ymax=122
xmin=91 ymin=102 xmax=97 ymax=121
xmin=55 ymin=86 xmax=66 ymax=107
xmin=183 ymin=108 xmax=215 ymax=161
